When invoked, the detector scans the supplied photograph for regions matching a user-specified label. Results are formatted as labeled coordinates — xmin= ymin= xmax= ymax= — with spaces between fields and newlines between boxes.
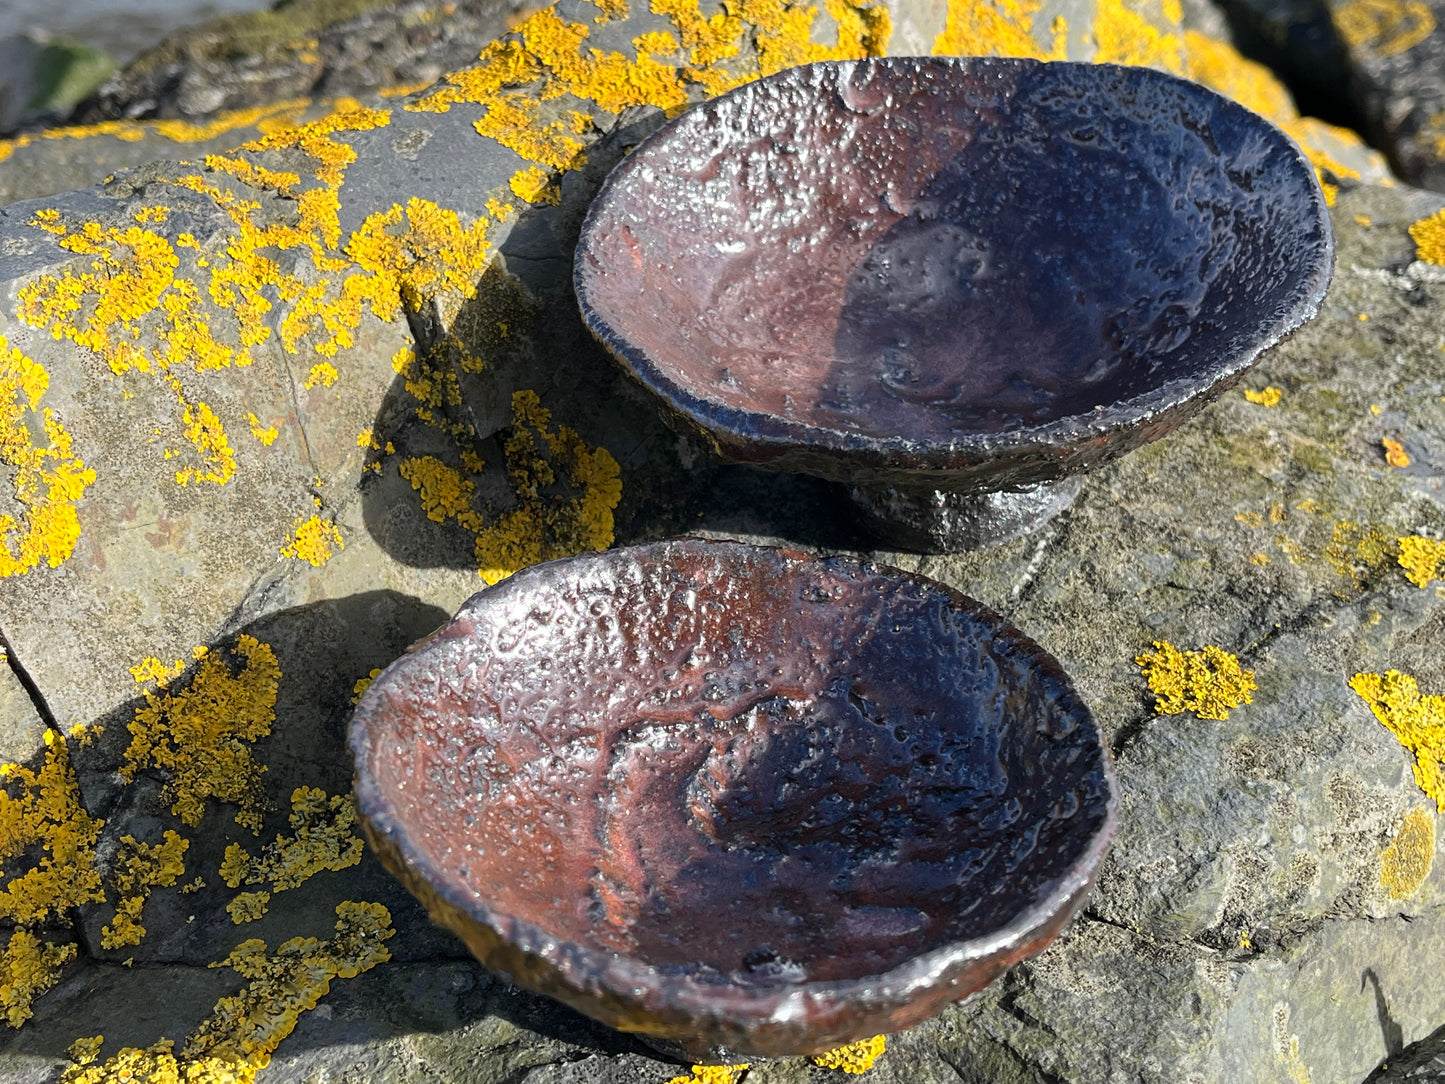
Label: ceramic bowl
xmin=350 ymin=538 xmax=1116 ymax=1059
xmin=574 ymin=57 xmax=1334 ymax=550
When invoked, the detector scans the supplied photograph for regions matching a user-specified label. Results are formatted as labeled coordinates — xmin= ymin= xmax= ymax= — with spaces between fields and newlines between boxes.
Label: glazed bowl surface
xmin=574 ymin=56 xmax=1334 ymax=492
xmin=350 ymin=539 xmax=1116 ymax=1056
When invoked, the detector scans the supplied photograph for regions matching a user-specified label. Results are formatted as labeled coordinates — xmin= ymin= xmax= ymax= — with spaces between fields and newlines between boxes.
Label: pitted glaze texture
xmin=574 ymin=57 xmax=1334 ymax=492
xmin=350 ymin=539 xmax=1117 ymax=1057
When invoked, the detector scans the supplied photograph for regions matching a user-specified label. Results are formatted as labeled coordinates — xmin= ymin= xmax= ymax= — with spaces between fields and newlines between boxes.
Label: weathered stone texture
xmin=0 ymin=0 xmax=1443 ymax=1080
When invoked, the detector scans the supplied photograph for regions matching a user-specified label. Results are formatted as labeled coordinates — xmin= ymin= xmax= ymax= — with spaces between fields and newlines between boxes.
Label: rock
xmin=1366 ymin=1021 xmax=1445 ymax=1081
xmin=0 ymin=0 xmax=1442 ymax=1081
xmin=0 ymin=642 xmax=47 ymax=766
xmin=1204 ymin=0 xmax=1445 ymax=192
xmin=1329 ymin=0 xmax=1445 ymax=191
xmin=0 ymin=33 xmax=116 ymax=134
xmin=70 ymin=0 xmax=547 ymax=126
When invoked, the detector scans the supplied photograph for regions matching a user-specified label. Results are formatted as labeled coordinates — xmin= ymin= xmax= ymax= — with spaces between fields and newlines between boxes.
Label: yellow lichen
xmin=1090 ymin=0 xmax=1184 ymax=71
xmin=218 ymin=788 xmax=363 ymax=923
xmin=1136 ymin=641 xmax=1256 ymax=720
xmin=1244 ymin=386 xmax=1283 ymax=407
xmin=1398 ymin=535 xmax=1445 ymax=587
xmin=1319 ymin=520 xmax=1394 ymax=590
xmin=1333 ymin=0 xmax=1435 ymax=56
xmin=60 ymin=902 xmax=393 ymax=1084
xmin=0 ymin=729 xmax=106 ymax=927
xmin=0 ymin=334 xmax=96 ymax=577
xmin=66 ymin=1035 xmax=103 ymax=1065
xmin=399 ymin=456 xmax=476 ymax=522
xmin=933 ymin=0 xmax=1054 ymax=58
xmin=280 ymin=514 xmax=344 ymax=566
xmin=226 ymin=890 xmax=271 ymax=924
xmin=1409 ymin=208 xmax=1445 ymax=265
xmin=17 ymin=105 xmax=398 ymax=488
xmin=812 ymin=1035 xmax=887 ymax=1073
xmin=510 ymin=165 xmax=560 ymax=204
xmin=471 ymin=390 xmax=621 ymax=585
xmin=101 ymin=831 xmax=190 ymax=949
xmin=1 ymin=931 xmax=77 ymax=1028
xmin=412 ymin=0 xmax=891 ymax=196
xmin=303 ymin=362 xmax=339 ymax=389
xmin=244 ymin=413 xmax=279 ymax=446
xmin=1382 ymin=437 xmax=1411 ymax=467
xmin=343 ymin=196 xmax=494 ymax=324
xmin=664 ymin=1065 xmax=749 ymax=1084
xmin=351 ymin=668 xmax=382 ymax=703
xmin=1380 ymin=806 xmax=1435 ymax=898
xmin=1351 ymin=670 xmax=1445 ymax=811
xmin=121 ymin=636 xmax=279 ymax=832
xmin=1183 ymin=30 xmax=1293 ymax=120
xmin=0 ymin=728 xmax=103 ymax=1025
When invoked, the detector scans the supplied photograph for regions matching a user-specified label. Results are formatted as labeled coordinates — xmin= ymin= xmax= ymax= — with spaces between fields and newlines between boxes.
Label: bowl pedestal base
xmin=848 ymin=475 xmax=1084 ymax=553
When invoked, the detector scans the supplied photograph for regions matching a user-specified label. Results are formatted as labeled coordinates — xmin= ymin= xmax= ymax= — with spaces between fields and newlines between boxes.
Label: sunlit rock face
xmin=0 ymin=0 xmax=1442 ymax=1080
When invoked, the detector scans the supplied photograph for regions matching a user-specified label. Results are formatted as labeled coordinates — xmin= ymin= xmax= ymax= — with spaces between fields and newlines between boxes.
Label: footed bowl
xmin=573 ymin=57 xmax=1334 ymax=550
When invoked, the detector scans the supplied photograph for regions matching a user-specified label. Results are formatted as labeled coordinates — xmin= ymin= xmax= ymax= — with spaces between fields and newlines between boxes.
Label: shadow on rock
xmin=357 ymin=108 xmax=869 ymax=574
xmin=0 ymin=587 xmax=653 ymax=1068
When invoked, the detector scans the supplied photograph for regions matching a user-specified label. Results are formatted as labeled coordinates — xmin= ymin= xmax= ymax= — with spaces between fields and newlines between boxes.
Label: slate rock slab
xmin=0 ymin=0 xmax=1442 ymax=1081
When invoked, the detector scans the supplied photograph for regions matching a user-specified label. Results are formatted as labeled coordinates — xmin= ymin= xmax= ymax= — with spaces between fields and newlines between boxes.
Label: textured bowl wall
xmin=351 ymin=539 xmax=1116 ymax=1055
xmin=575 ymin=57 xmax=1334 ymax=489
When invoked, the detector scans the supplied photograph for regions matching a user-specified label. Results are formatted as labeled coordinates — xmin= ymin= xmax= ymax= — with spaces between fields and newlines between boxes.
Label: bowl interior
xmin=356 ymin=541 xmax=1111 ymax=988
xmin=577 ymin=58 xmax=1332 ymax=448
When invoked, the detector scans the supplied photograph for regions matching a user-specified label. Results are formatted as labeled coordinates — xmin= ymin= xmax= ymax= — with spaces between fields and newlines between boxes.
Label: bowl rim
xmin=572 ymin=55 xmax=1336 ymax=478
xmin=349 ymin=537 xmax=1119 ymax=1048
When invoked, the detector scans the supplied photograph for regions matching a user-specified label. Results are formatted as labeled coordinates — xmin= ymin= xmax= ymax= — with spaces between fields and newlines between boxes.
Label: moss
xmin=101 ymin=831 xmax=190 ymax=949
xmin=0 ymin=334 xmax=96 ymax=578
xmin=121 ymin=636 xmax=279 ymax=832
xmin=1350 ymin=670 xmax=1445 ymax=811
xmin=218 ymin=788 xmax=363 ymax=924
xmin=1291 ymin=441 xmax=1334 ymax=477
xmin=1380 ymin=806 xmax=1435 ymax=898
xmin=1136 ymin=641 xmax=1256 ymax=720
xmin=812 ymin=1035 xmax=887 ymax=1073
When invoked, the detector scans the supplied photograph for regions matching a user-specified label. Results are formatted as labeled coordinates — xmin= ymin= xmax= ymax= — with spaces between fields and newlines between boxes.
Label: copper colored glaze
xmin=350 ymin=539 xmax=1116 ymax=1056
xmin=574 ymin=57 xmax=1334 ymax=492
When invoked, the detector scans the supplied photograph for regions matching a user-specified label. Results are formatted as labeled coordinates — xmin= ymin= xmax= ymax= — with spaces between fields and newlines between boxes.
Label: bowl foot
xmin=637 ymin=1034 xmax=768 ymax=1066
xmin=848 ymin=475 xmax=1083 ymax=552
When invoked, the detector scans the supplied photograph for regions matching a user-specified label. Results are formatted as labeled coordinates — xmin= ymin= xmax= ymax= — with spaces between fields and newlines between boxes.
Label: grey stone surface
xmin=0 ymin=642 xmax=46 ymax=766
xmin=70 ymin=0 xmax=547 ymax=127
xmin=1204 ymin=0 xmax=1445 ymax=192
xmin=0 ymin=1 xmax=1443 ymax=1082
xmin=1329 ymin=0 xmax=1445 ymax=191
